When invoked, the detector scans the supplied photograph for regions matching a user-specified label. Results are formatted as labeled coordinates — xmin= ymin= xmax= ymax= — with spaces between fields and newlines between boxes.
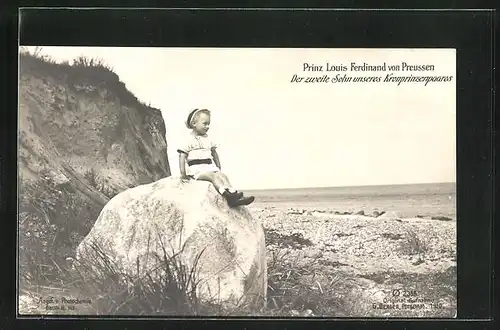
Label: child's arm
xmin=211 ymin=148 xmax=221 ymax=170
xmin=178 ymin=152 xmax=189 ymax=178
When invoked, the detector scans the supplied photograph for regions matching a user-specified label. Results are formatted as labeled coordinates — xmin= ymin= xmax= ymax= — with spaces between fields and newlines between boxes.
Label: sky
xmin=21 ymin=46 xmax=456 ymax=190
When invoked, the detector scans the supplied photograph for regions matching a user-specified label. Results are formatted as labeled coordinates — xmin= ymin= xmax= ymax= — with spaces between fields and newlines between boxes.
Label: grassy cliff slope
xmin=18 ymin=51 xmax=171 ymax=288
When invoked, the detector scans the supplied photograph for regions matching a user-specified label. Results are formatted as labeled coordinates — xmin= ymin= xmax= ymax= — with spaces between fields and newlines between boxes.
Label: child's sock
xmin=218 ymin=186 xmax=237 ymax=195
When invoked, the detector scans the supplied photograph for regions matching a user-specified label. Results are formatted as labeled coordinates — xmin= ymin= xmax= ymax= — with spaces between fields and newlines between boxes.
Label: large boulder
xmin=76 ymin=176 xmax=267 ymax=313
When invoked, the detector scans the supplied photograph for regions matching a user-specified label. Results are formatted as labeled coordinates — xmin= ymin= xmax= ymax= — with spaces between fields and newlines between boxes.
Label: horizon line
xmin=244 ymin=181 xmax=456 ymax=191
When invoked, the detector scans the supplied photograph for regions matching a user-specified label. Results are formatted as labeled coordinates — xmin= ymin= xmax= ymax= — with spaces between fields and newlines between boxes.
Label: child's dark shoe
xmin=222 ymin=190 xmax=244 ymax=205
xmin=232 ymin=195 xmax=255 ymax=207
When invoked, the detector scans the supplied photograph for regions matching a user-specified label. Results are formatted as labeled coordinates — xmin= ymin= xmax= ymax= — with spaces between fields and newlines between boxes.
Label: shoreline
xmin=249 ymin=205 xmax=456 ymax=221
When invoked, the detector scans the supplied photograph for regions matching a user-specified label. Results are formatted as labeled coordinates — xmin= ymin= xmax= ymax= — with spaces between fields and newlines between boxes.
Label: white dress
xmin=177 ymin=131 xmax=220 ymax=179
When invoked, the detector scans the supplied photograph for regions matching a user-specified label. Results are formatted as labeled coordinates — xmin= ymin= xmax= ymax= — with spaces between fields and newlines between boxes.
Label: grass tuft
xmin=263 ymin=248 xmax=352 ymax=317
xmin=19 ymin=47 xmax=159 ymax=112
xmin=64 ymin=240 xmax=210 ymax=315
xmin=399 ymin=229 xmax=431 ymax=255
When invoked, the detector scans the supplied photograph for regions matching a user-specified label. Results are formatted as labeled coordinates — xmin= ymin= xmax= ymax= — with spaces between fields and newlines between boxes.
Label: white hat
xmin=185 ymin=108 xmax=210 ymax=129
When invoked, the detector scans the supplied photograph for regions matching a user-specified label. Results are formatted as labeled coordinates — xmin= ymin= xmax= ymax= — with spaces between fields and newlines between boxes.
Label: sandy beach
xmin=251 ymin=205 xmax=456 ymax=317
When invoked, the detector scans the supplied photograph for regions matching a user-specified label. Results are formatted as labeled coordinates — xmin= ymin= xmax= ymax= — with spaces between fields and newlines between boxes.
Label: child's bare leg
xmin=196 ymin=172 xmax=226 ymax=192
xmin=197 ymin=171 xmax=254 ymax=207
xmin=197 ymin=171 xmax=245 ymax=205
xmin=214 ymin=171 xmax=254 ymax=206
xmin=214 ymin=172 xmax=253 ymax=203
xmin=213 ymin=172 xmax=235 ymax=191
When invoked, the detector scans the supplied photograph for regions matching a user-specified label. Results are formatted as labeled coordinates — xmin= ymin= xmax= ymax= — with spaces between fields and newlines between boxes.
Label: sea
xmin=247 ymin=182 xmax=456 ymax=220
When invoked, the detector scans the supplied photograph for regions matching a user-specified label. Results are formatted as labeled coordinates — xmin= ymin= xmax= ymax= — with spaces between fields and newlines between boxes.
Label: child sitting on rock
xmin=177 ymin=108 xmax=255 ymax=207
